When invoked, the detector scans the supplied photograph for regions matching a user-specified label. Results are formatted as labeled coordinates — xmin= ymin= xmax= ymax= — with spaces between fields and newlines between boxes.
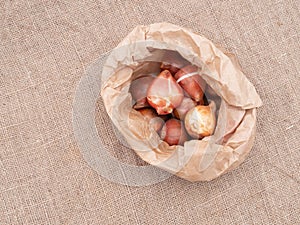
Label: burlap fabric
xmin=0 ymin=1 xmax=299 ymax=224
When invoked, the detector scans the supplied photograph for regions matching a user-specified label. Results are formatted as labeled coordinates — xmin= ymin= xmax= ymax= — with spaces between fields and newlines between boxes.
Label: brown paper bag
xmin=101 ymin=22 xmax=262 ymax=182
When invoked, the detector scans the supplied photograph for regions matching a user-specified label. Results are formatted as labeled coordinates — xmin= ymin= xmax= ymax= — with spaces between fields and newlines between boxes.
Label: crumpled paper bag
xmin=101 ymin=22 xmax=262 ymax=182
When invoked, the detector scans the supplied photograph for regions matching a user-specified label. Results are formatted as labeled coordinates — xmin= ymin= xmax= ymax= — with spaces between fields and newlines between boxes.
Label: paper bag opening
xmin=101 ymin=23 xmax=262 ymax=182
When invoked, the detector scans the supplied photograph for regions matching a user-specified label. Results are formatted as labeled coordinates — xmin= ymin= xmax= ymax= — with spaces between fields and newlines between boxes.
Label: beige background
xmin=0 ymin=0 xmax=299 ymax=224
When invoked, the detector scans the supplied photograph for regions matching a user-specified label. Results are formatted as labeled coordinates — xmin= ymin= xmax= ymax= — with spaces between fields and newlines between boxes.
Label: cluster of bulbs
xmin=129 ymin=62 xmax=216 ymax=146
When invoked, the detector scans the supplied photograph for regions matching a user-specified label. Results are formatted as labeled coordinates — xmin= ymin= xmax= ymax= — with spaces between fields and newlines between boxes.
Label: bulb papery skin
xmin=147 ymin=70 xmax=184 ymax=115
xmin=173 ymin=97 xmax=197 ymax=120
xmin=160 ymin=118 xmax=189 ymax=146
xmin=184 ymin=101 xmax=216 ymax=139
xmin=174 ymin=65 xmax=206 ymax=102
xmin=137 ymin=108 xmax=164 ymax=133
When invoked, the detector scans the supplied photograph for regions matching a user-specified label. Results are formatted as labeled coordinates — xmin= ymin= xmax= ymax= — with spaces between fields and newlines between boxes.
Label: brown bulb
xmin=147 ymin=70 xmax=184 ymax=115
xmin=137 ymin=108 xmax=164 ymax=133
xmin=129 ymin=75 xmax=155 ymax=109
xmin=160 ymin=119 xmax=189 ymax=146
xmin=184 ymin=102 xmax=216 ymax=139
xmin=173 ymin=97 xmax=197 ymax=120
xmin=174 ymin=65 xmax=206 ymax=102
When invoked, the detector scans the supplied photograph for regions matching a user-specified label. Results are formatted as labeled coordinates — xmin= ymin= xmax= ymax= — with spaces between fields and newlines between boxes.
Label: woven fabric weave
xmin=0 ymin=0 xmax=299 ymax=224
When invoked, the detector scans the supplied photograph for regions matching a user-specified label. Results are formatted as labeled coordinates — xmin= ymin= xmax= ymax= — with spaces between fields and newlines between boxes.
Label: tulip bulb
xmin=160 ymin=119 xmax=189 ymax=146
xmin=129 ymin=75 xmax=155 ymax=109
xmin=184 ymin=101 xmax=216 ymax=139
xmin=174 ymin=65 xmax=206 ymax=102
xmin=173 ymin=97 xmax=197 ymax=120
xmin=137 ymin=108 xmax=165 ymax=133
xmin=147 ymin=70 xmax=184 ymax=115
